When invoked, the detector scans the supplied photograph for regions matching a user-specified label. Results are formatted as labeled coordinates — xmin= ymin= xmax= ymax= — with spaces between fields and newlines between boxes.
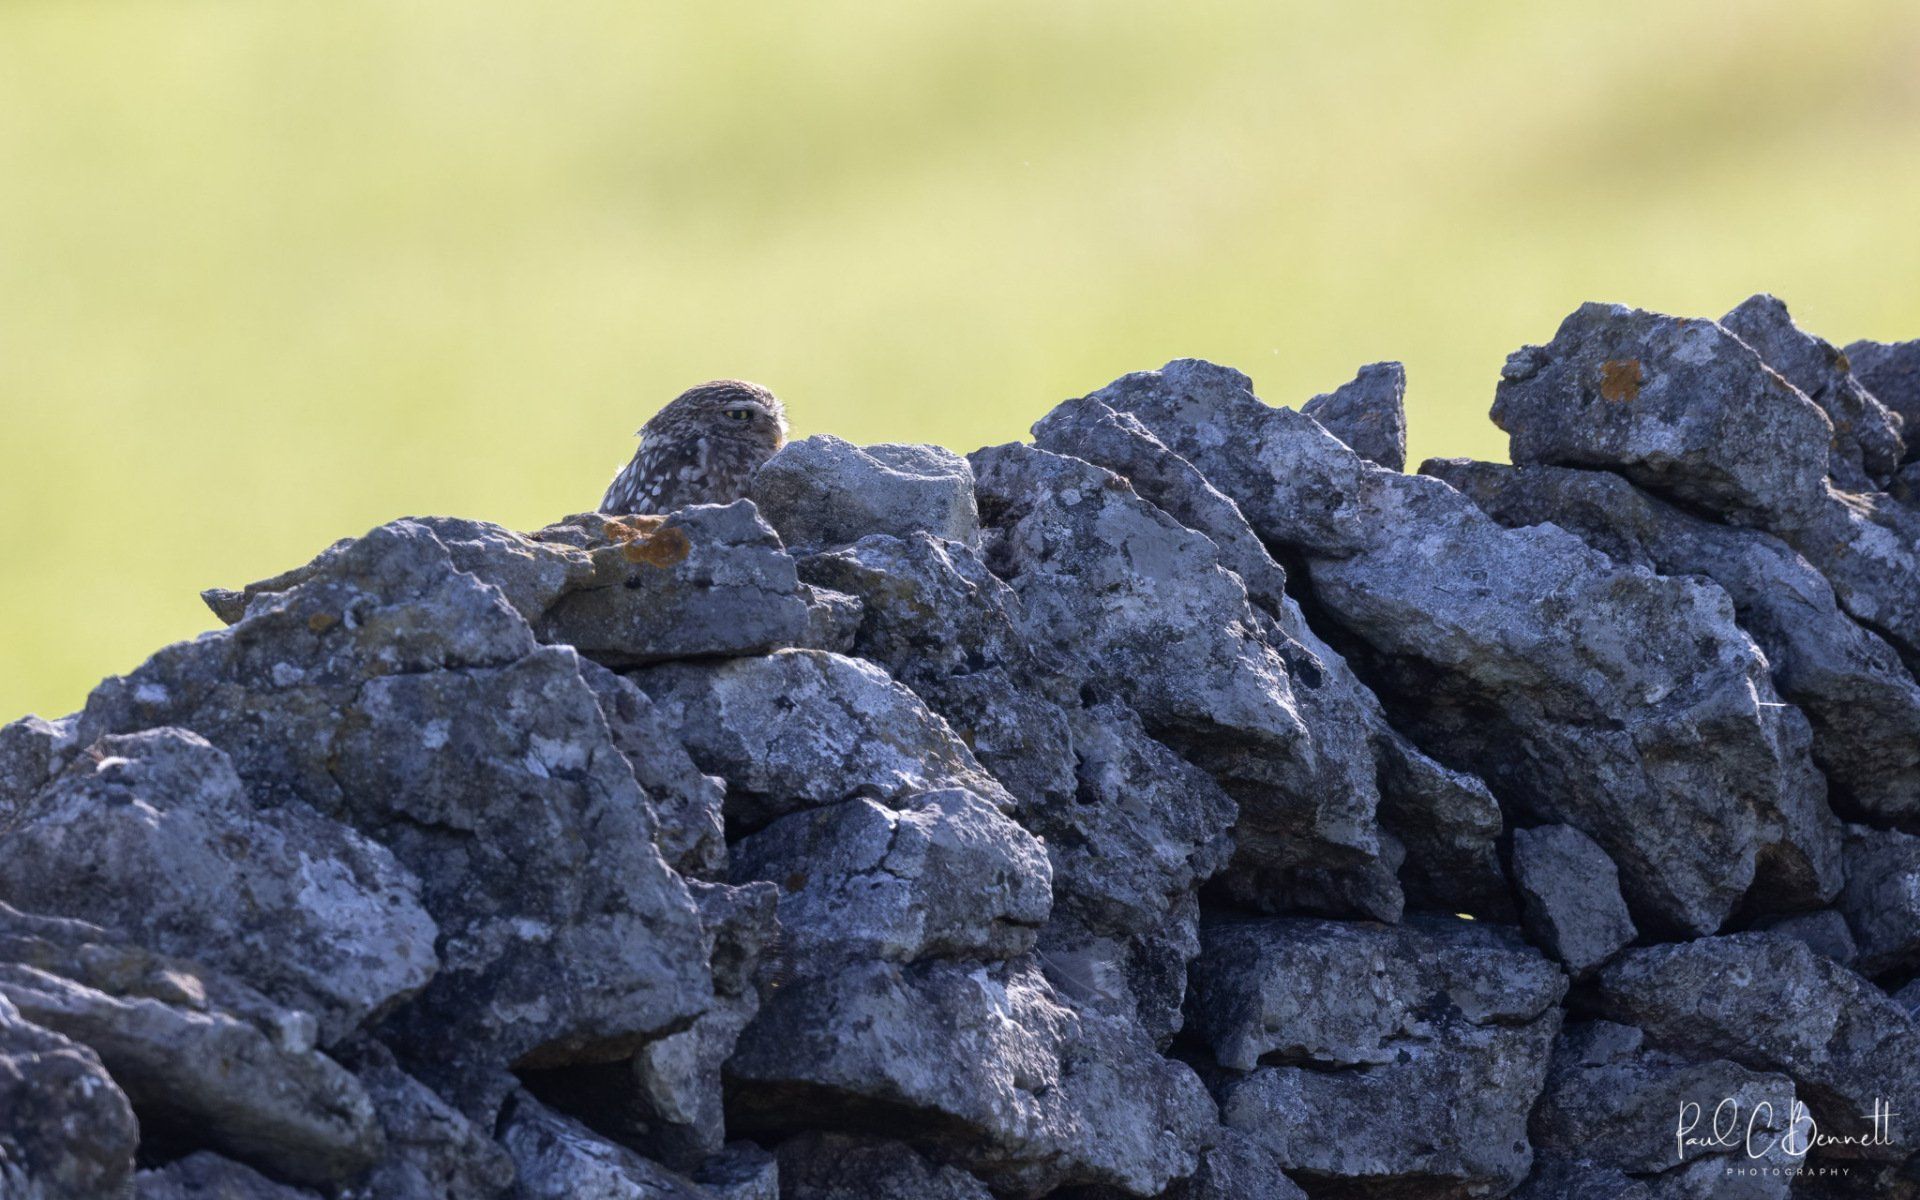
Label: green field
xmin=5 ymin=1 xmax=1920 ymax=720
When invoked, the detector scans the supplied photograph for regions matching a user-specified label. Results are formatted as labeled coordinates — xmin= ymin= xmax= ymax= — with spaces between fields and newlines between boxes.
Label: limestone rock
xmin=773 ymin=1133 xmax=994 ymax=1200
xmin=751 ymin=435 xmax=980 ymax=552
xmin=0 ymin=727 xmax=438 ymax=1047
xmin=0 ymin=991 xmax=138 ymax=1200
xmin=1094 ymin=357 xmax=1836 ymax=935
xmin=1511 ymin=824 xmax=1637 ymax=978
xmin=1845 ymin=336 xmax=1920 ymax=459
xmin=1302 ymin=360 xmax=1408 ymax=471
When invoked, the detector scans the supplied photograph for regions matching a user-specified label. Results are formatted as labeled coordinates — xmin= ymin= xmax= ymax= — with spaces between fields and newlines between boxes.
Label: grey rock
xmin=1302 ymin=360 xmax=1408 ymax=471
xmin=773 ymin=1133 xmax=994 ymax=1200
xmin=1095 ymin=357 xmax=1835 ymax=935
xmin=0 ymin=904 xmax=382 ymax=1187
xmin=332 ymin=1037 xmax=516 ymax=1200
xmin=798 ymin=530 xmax=1239 ymax=1038
xmin=1722 ymin=294 xmax=1904 ymax=491
xmin=731 ymin=789 xmax=1051 ymax=966
xmin=795 ymin=583 xmax=863 ymax=653
xmin=750 ymin=435 xmax=979 ymax=553
xmin=1193 ymin=916 xmax=1564 ymax=1197
xmin=75 ymin=520 xmax=715 ymax=1113
xmin=689 ymin=1143 xmax=778 ymax=1200
xmin=532 ymin=504 xmax=811 ymax=666
xmin=1486 ymin=307 xmax=1920 ymax=670
xmin=1032 ymin=393 xmax=1507 ymax=917
xmin=1512 ymin=824 xmax=1638 ymax=978
xmin=726 ymin=955 xmax=1216 ymax=1198
xmin=0 ymin=727 xmax=438 ymax=1047
xmin=1839 ymin=825 xmax=1920 ymax=977
xmin=1845 ymin=337 xmax=1920 ymax=459
xmin=1596 ymin=932 xmax=1920 ymax=1161
xmin=1428 ymin=458 xmax=1920 ymax=823
xmin=1751 ymin=909 xmax=1857 ymax=968
xmin=1531 ymin=1021 xmax=1799 ymax=1190
xmin=1511 ymin=1158 xmax=1655 ymax=1200
xmin=971 ymin=440 xmax=1403 ymax=922
xmin=1491 ymin=302 xmax=1832 ymax=528
xmin=1186 ymin=914 xmax=1566 ymax=1072
xmin=579 ymin=659 xmax=729 ymax=879
xmin=797 ymin=532 xmax=1077 ymax=811
xmin=208 ymin=507 xmax=810 ymax=669
xmin=632 ymin=649 xmax=1016 ymax=832
xmin=499 ymin=1093 xmax=715 ymax=1200
xmin=0 ymin=991 xmax=138 ymax=1200
xmin=1164 ymin=1129 xmax=1310 ymax=1200
xmin=1767 ymin=487 xmax=1920 ymax=671
xmin=0 ymin=714 xmax=74 ymax=827
xmin=135 ymin=1153 xmax=322 ymax=1199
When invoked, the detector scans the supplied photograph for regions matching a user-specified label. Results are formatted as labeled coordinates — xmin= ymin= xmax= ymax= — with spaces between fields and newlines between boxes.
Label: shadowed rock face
xmin=6 ymin=299 xmax=1920 ymax=1198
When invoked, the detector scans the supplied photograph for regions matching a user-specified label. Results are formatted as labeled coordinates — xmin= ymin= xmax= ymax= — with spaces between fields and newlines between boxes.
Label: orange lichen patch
xmin=1599 ymin=359 xmax=1642 ymax=403
xmin=307 ymin=612 xmax=339 ymax=634
xmin=619 ymin=524 xmax=692 ymax=568
xmin=601 ymin=514 xmax=669 ymax=543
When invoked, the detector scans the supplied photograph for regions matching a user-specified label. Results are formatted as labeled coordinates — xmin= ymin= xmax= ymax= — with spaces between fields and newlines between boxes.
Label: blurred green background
xmin=5 ymin=1 xmax=1920 ymax=720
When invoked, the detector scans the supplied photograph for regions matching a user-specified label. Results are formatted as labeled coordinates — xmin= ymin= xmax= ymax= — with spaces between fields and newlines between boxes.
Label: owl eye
xmin=724 ymin=408 xmax=755 ymax=422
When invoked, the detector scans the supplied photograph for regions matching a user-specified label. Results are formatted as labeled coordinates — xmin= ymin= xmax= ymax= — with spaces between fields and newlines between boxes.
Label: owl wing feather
xmin=601 ymin=435 xmax=715 ymax=515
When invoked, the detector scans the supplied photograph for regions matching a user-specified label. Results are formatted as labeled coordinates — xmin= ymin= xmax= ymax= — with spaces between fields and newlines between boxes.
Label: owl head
xmin=643 ymin=380 xmax=788 ymax=454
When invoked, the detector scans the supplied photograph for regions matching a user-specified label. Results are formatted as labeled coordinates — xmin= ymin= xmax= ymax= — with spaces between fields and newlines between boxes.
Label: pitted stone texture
xmin=579 ymin=659 xmax=729 ymax=879
xmin=732 ymin=789 xmax=1051 ymax=966
xmin=1193 ymin=916 xmax=1563 ymax=1200
xmin=1429 ymin=458 xmax=1920 ymax=823
xmin=773 ymin=1133 xmax=995 ymax=1200
xmin=972 ymin=440 xmax=1402 ymax=922
xmin=0 ymin=727 xmax=437 ymax=1047
xmin=1750 ymin=909 xmax=1857 ymax=969
xmin=1846 ymin=336 xmax=1920 ymax=460
xmin=1491 ymin=302 xmax=1832 ymax=528
xmin=0 ymin=714 xmax=75 ymax=824
xmin=1095 ymin=357 xmax=1837 ymax=935
xmin=632 ymin=649 xmax=1016 ymax=832
xmin=74 ymin=521 xmax=714 ymax=1112
xmin=726 ymin=955 xmax=1216 ymax=1198
xmin=1302 ymin=360 xmax=1408 ymax=471
xmin=1033 ymin=393 xmax=1507 ymax=918
xmin=1838 ymin=825 xmax=1920 ymax=978
xmin=135 ymin=1154 xmax=323 ymax=1200
xmin=1529 ymin=1021 xmax=1800 ymax=1193
xmin=499 ymin=1093 xmax=716 ymax=1200
xmin=751 ymin=435 xmax=979 ymax=552
xmin=1186 ymin=914 xmax=1566 ymax=1073
xmin=1722 ymin=293 xmax=1904 ymax=492
xmin=207 ymin=507 xmax=809 ymax=668
xmin=796 ymin=532 xmax=1076 ymax=811
xmin=332 ymin=1036 xmax=516 ymax=1200
xmin=1597 ymin=933 xmax=1920 ymax=1161
xmin=1485 ymin=306 xmax=1920 ymax=672
xmin=1511 ymin=824 xmax=1637 ymax=978
xmin=0 ymin=991 xmax=138 ymax=1200
xmin=0 ymin=904 xmax=382 ymax=1188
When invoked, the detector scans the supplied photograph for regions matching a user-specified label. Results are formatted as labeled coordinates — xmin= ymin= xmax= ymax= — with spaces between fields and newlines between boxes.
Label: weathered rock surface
xmin=13 ymin=301 xmax=1920 ymax=1197
xmin=0 ymin=904 xmax=381 ymax=1187
xmin=1721 ymin=293 xmax=1905 ymax=491
xmin=751 ymin=434 xmax=980 ymax=552
xmin=773 ymin=1132 xmax=995 ymax=1200
xmin=1192 ymin=915 xmax=1565 ymax=1196
xmin=1596 ymin=933 xmax=1920 ymax=1161
xmin=1302 ymin=360 xmax=1409 ymax=471
xmin=0 ymin=727 xmax=438 ymax=1047
xmin=1427 ymin=458 xmax=1920 ymax=822
xmin=1846 ymin=336 xmax=1920 ymax=457
xmin=1511 ymin=824 xmax=1636 ymax=978
xmin=1091 ymin=357 xmax=1837 ymax=936
xmin=0 ymin=991 xmax=138 ymax=1200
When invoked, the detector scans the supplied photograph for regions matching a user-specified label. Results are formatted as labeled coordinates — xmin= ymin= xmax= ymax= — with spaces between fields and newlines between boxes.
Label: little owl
xmin=601 ymin=380 xmax=789 ymax=515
